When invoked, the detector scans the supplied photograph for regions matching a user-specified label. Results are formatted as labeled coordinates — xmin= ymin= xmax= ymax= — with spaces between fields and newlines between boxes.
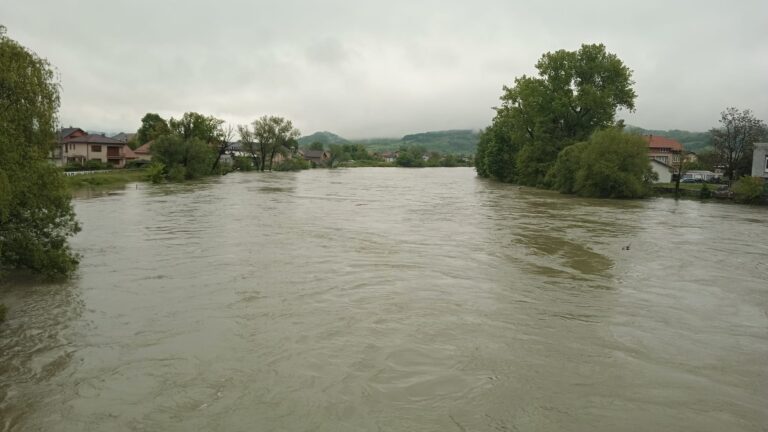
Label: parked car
xmin=681 ymin=178 xmax=702 ymax=183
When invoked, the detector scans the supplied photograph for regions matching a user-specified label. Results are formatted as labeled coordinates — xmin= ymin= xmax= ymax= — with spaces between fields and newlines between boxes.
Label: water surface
xmin=1 ymin=168 xmax=767 ymax=431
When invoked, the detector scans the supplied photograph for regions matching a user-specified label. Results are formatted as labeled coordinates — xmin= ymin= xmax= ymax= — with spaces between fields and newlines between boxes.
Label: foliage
xmin=699 ymin=183 xmax=712 ymax=199
xmin=710 ymin=107 xmax=767 ymax=180
xmin=232 ymin=156 xmax=255 ymax=172
xmin=307 ymin=141 xmax=325 ymax=151
xmin=548 ymin=129 xmax=652 ymax=198
xmin=297 ymin=131 xmax=348 ymax=148
xmin=0 ymin=26 xmax=80 ymax=277
xmin=136 ymin=113 xmax=170 ymax=145
xmin=327 ymin=143 xmax=377 ymax=167
xmin=395 ymin=146 xmax=427 ymax=167
xmin=732 ymin=176 xmax=765 ymax=204
xmin=476 ymin=43 xmax=636 ymax=186
xmin=169 ymin=112 xmax=224 ymax=143
xmin=239 ymin=116 xmax=301 ymax=171
xmin=273 ymin=158 xmax=310 ymax=171
xmin=146 ymin=162 xmax=165 ymax=183
xmin=151 ymin=135 xmax=215 ymax=180
xmin=64 ymin=160 xmax=111 ymax=171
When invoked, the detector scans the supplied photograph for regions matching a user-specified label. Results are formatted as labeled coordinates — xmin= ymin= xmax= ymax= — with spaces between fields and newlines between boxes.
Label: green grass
xmin=64 ymin=169 xmax=148 ymax=190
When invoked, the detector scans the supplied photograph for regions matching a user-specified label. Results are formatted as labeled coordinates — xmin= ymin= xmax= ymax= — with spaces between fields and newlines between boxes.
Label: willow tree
xmin=0 ymin=26 xmax=80 ymax=276
xmin=476 ymin=43 xmax=636 ymax=186
xmin=239 ymin=116 xmax=300 ymax=171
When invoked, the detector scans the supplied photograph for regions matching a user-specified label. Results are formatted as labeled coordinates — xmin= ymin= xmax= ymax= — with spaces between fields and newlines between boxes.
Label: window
xmin=91 ymin=145 xmax=102 ymax=152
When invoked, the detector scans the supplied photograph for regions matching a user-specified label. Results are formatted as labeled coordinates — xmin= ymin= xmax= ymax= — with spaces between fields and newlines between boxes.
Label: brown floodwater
xmin=1 ymin=167 xmax=767 ymax=431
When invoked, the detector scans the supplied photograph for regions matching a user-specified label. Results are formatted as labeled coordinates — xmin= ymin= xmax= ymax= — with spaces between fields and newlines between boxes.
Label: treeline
xmin=135 ymin=112 xmax=301 ymax=182
xmin=475 ymin=44 xmax=652 ymax=198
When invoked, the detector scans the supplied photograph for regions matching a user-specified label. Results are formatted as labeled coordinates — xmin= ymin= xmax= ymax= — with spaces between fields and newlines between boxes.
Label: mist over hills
xmin=299 ymin=130 xmax=480 ymax=155
xmin=299 ymin=126 xmax=713 ymax=155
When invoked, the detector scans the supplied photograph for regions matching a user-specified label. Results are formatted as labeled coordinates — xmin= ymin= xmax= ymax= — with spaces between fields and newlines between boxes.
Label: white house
xmin=650 ymin=159 xmax=673 ymax=183
xmin=752 ymin=142 xmax=768 ymax=179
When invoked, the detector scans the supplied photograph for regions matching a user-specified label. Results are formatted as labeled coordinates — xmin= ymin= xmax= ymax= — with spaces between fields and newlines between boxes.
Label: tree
xmin=547 ymin=128 xmax=653 ymax=198
xmin=0 ymin=26 xmax=80 ymax=276
xmin=307 ymin=141 xmax=325 ymax=151
xmin=151 ymin=135 xmax=215 ymax=180
xmin=211 ymin=124 xmax=234 ymax=174
xmin=240 ymin=116 xmax=301 ymax=171
xmin=476 ymin=43 xmax=636 ymax=186
xmin=710 ymin=107 xmax=767 ymax=180
xmin=169 ymin=112 xmax=224 ymax=143
xmin=136 ymin=113 xmax=170 ymax=144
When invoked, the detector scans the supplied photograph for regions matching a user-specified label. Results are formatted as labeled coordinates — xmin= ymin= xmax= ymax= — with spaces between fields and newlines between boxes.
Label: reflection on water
xmin=1 ymin=168 xmax=767 ymax=431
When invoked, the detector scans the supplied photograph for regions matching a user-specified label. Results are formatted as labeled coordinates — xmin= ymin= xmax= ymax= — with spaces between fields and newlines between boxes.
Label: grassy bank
xmin=64 ymin=169 xmax=147 ymax=190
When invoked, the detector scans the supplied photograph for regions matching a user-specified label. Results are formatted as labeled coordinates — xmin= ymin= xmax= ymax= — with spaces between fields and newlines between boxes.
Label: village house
xmin=650 ymin=159 xmax=673 ymax=183
xmin=643 ymin=135 xmax=683 ymax=167
xmin=299 ymin=149 xmax=331 ymax=166
xmin=133 ymin=141 xmax=153 ymax=161
xmin=380 ymin=152 xmax=398 ymax=163
xmin=111 ymin=132 xmax=137 ymax=143
xmin=55 ymin=128 xmax=136 ymax=168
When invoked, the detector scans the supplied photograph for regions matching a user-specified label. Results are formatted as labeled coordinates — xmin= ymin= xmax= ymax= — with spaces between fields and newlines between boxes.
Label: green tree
xmin=0 ymin=26 xmax=80 ymax=277
xmin=548 ymin=128 xmax=652 ymax=198
xmin=477 ymin=43 xmax=636 ymax=186
xmin=710 ymin=107 xmax=767 ymax=180
xmin=136 ymin=113 xmax=170 ymax=144
xmin=169 ymin=112 xmax=224 ymax=143
xmin=151 ymin=135 xmax=215 ymax=180
xmin=240 ymin=116 xmax=300 ymax=171
xmin=308 ymin=141 xmax=325 ymax=151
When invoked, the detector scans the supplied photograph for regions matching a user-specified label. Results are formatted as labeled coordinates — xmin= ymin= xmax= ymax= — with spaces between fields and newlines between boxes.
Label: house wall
xmin=648 ymin=150 xmax=681 ymax=166
xmin=63 ymin=143 xmax=128 ymax=167
xmin=752 ymin=143 xmax=768 ymax=179
xmin=650 ymin=161 xmax=672 ymax=183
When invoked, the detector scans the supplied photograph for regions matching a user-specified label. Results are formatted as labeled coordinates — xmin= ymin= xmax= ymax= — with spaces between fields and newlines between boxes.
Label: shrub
xmin=233 ymin=156 xmax=254 ymax=171
xmin=699 ymin=183 xmax=712 ymax=199
xmin=167 ymin=165 xmax=186 ymax=182
xmin=733 ymin=176 xmax=765 ymax=204
xmin=84 ymin=159 xmax=109 ymax=170
xmin=146 ymin=162 xmax=165 ymax=183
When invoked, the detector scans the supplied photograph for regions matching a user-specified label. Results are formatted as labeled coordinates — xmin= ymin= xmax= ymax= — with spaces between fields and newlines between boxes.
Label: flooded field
xmin=1 ymin=167 xmax=766 ymax=431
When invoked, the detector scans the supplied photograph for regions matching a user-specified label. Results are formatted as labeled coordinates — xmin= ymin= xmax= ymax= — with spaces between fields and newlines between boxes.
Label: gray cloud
xmin=3 ymin=0 xmax=766 ymax=138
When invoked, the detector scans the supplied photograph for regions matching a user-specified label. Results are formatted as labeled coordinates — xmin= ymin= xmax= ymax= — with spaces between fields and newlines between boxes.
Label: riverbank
xmin=64 ymin=169 xmax=147 ymax=190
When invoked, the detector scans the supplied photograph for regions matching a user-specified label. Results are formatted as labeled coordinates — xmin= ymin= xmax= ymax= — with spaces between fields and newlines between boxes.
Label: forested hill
xmin=626 ymin=126 xmax=712 ymax=152
xmin=299 ymin=129 xmax=480 ymax=155
xmin=297 ymin=131 xmax=349 ymax=147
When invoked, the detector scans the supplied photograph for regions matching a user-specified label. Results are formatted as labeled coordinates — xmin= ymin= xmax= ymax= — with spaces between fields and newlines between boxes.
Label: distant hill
xmin=300 ymin=129 xmax=480 ymax=155
xmin=298 ymin=131 xmax=349 ymax=147
xmin=627 ymin=126 xmax=712 ymax=153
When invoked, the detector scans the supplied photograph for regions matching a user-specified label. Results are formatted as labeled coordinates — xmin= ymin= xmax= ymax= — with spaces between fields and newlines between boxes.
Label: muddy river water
xmin=1 ymin=167 xmax=766 ymax=431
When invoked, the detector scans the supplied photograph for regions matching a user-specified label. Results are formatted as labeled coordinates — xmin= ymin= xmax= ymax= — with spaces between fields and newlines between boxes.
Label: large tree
xmin=710 ymin=107 xmax=767 ymax=180
xmin=0 ymin=26 xmax=80 ymax=276
xmin=136 ymin=113 xmax=170 ymax=144
xmin=239 ymin=116 xmax=300 ymax=171
xmin=476 ymin=43 xmax=636 ymax=186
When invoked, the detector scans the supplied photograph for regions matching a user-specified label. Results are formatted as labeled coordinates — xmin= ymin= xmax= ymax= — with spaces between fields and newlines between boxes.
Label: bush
xmin=146 ymin=162 xmax=165 ymax=183
xmin=274 ymin=158 xmax=310 ymax=171
xmin=167 ymin=165 xmax=186 ymax=182
xmin=733 ymin=176 xmax=765 ymax=204
xmin=152 ymin=135 xmax=214 ymax=179
xmin=84 ymin=159 xmax=109 ymax=170
xmin=699 ymin=183 xmax=712 ymax=199
xmin=547 ymin=128 xmax=652 ymax=198
xmin=233 ymin=156 xmax=255 ymax=171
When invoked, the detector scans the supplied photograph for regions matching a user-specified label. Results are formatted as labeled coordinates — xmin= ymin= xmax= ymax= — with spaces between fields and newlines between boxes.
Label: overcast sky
xmin=3 ymin=0 xmax=767 ymax=138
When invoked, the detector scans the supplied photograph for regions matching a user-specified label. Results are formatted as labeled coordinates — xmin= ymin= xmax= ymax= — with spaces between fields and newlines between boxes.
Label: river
xmin=1 ymin=167 xmax=766 ymax=431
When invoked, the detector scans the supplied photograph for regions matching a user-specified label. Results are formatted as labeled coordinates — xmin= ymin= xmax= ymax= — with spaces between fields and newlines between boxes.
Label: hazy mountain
xmin=300 ymin=129 xmax=479 ymax=155
xmin=297 ymin=131 xmax=349 ymax=147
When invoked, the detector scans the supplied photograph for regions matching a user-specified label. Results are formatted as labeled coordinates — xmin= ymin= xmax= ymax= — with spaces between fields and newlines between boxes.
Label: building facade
xmin=752 ymin=142 xmax=768 ymax=179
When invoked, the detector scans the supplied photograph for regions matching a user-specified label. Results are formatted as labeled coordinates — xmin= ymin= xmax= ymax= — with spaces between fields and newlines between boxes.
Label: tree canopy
xmin=710 ymin=107 xmax=767 ymax=180
xmin=136 ymin=113 xmax=170 ymax=145
xmin=0 ymin=25 xmax=80 ymax=276
xmin=476 ymin=43 xmax=636 ymax=186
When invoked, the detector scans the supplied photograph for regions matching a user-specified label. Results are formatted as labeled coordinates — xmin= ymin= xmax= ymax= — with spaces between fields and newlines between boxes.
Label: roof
xmin=62 ymin=134 xmax=125 ymax=145
xmin=642 ymin=135 xmax=683 ymax=152
xmin=123 ymin=146 xmax=137 ymax=159
xmin=111 ymin=132 xmax=137 ymax=142
xmin=134 ymin=141 xmax=153 ymax=154
xmin=57 ymin=127 xmax=86 ymax=140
